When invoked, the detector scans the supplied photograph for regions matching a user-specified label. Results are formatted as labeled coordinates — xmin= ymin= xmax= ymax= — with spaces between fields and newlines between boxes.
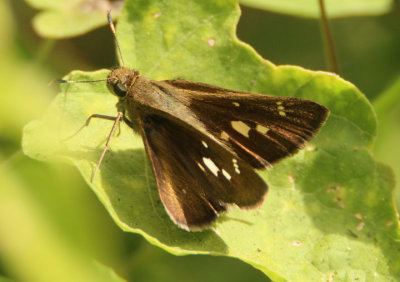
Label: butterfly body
xmin=103 ymin=67 xmax=329 ymax=231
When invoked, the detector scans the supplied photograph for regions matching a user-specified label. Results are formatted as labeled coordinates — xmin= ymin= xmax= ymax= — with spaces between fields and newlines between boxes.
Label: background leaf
xmin=0 ymin=156 xmax=125 ymax=282
xmin=21 ymin=0 xmax=400 ymax=281
xmin=25 ymin=0 xmax=123 ymax=38
xmin=239 ymin=0 xmax=393 ymax=18
xmin=373 ymin=77 xmax=400 ymax=209
xmin=26 ymin=0 xmax=394 ymax=39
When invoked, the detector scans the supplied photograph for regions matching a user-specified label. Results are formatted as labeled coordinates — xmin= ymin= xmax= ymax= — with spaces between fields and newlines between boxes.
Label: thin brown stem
xmin=318 ymin=0 xmax=339 ymax=74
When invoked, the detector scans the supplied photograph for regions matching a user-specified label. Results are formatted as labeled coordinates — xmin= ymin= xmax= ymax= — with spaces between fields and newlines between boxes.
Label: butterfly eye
xmin=109 ymin=82 xmax=127 ymax=97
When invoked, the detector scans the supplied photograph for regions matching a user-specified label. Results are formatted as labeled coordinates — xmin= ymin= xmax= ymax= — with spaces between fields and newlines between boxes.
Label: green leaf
xmin=0 ymin=0 xmax=55 ymax=156
xmin=25 ymin=0 xmax=123 ymax=38
xmin=373 ymin=76 xmax=400 ymax=210
xmin=0 ymin=156 xmax=126 ymax=282
xmin=0 ymin=277 xmax=15 ymax=282
xmin=22 ymin=0 xmax=400 ymax=280
xmin=239 ymin=0 xmax=392 ymax=18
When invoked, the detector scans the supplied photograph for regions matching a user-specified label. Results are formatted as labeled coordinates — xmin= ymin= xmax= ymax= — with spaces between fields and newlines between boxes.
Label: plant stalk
xmin=318 ymin=0 xmax=339 ymax=74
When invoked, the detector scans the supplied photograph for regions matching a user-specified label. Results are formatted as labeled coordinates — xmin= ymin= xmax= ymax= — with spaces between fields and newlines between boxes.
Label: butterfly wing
xmin=161 ymin=80 xmax=329 ymax=169
xmin=138 ymin=113 xmax=268 ymax=231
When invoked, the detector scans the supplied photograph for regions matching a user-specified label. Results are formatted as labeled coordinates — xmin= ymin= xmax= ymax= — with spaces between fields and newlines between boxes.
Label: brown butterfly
xmin=62 ymin=13 xmax=329 ymax=231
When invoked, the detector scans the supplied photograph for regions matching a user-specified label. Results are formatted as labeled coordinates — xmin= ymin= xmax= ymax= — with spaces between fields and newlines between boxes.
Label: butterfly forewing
xmin=138 ymin=113 xmax=268 ymax=231
xmin=161 ymin=80 xmax=329 ymax=169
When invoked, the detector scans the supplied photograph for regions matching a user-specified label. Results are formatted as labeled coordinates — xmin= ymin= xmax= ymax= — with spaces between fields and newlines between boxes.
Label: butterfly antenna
xmin=49 ymin=78 xmax=107 ymax=86
xmin=107 ymin=11 xmax=125 ymax=67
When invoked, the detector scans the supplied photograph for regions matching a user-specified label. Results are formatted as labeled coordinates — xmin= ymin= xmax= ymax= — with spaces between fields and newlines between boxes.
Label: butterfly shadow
xmin=65 ymin=146 xmax=229 ymax=253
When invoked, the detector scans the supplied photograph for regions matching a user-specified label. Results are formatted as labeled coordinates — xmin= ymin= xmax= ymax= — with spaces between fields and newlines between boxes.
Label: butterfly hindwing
xmin=138 ymin=113 xmax=268 ymax=231
xmin=161 ymin=80 xmax=329 ymax=169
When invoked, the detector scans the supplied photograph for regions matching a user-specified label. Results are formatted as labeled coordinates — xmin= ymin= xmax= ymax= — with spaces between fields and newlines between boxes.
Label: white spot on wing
xmin=232 ymin=102 xmax=240 ymax=107
xmin=256 ymin=124 xmax=269 ymax=135
xmin=279 ymin=111 xmax=286 ymax=117
xmin=222 ymin=169 xmax=231 ymax=180
xmin=232 ymin=158 xmax=240 ymax=174
xmin=231 ymin=121 xmax=251 ymax=137
xmin=197 ymin=162 xmax=205 ymax=172
xmin=220 ymin=131 xmax=229 ymax=141
xmin=202 ymin=157 xmax=219 ymax=176
xmin=201 ymin=140 xmax=208 ymax=148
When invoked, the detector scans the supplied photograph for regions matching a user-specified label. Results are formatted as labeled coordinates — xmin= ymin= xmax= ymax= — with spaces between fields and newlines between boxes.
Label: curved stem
xmin=318 ymin=0 xmax=339 ymax=74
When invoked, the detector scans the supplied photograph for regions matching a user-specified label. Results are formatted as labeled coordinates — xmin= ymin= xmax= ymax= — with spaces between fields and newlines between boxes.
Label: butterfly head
xmin=107 ymin=67 xmax=140 ymax=98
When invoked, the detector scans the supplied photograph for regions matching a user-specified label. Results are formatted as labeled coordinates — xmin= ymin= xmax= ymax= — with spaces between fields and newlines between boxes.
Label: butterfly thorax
xmin=106 ymin=67 xmax=193 ymax=134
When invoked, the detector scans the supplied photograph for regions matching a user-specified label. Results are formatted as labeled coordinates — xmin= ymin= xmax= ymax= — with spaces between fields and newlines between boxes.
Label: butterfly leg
xmin=91 ymin=111 xmax=124 ymax=182
xmin=62 ymin=114 xmax=119 ymax=141
xmin=115 ymin=116 xmax=135 ymax=137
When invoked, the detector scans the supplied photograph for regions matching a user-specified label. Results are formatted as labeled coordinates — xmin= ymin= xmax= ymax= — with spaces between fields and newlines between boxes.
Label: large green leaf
xmin=22 ymin=0 xmax=400 ymax=280
xmin=25 ymin=0 xmax=123 ymax=38
xmin=239 ymin=0 xmax=392 ymax=18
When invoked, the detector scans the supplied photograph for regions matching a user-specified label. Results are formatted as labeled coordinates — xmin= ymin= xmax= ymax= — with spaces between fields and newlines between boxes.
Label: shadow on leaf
xmin=66 ymin=146 xmax=229 ymax=253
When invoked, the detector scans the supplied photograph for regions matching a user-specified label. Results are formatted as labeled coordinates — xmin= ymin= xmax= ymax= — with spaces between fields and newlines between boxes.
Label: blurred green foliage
xmin=239 ymin=0 xmax=393 ymax=18
xmin=1 ymin=0 xmax=399 ymax=281
xmin=26 ymin=0 xmax=123 ymax=38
